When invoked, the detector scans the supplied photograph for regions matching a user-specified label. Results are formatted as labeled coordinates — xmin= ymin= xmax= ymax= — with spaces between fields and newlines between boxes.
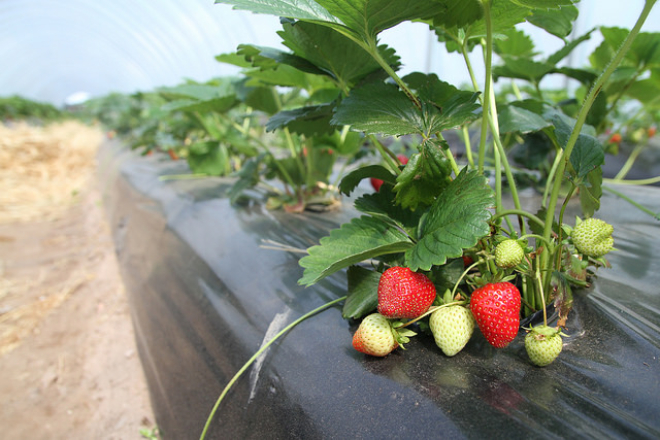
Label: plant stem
xmin=369 ymin=135 xmax=402 ymax=175
xmin=604 ymin=176 xmax=660 ymax=185
xmin=478 ymin=0 xmax=494 ymax=175
xmin=461 ymin=125 xmax=475 ymax=168
xmin=199 ymin=296 xmax=347 ymax=440
xmin=542 ymin=0 xmax=657 ymax=280
xmin=399 ymin=301 xmax=466 ymax=328
xmin=613 ymin=142 xmax=649 ymax=179
xmin=603 ymin=185 xmax=660 ymax=220
xmin=492 ymin=209 xmax=547 ymax=231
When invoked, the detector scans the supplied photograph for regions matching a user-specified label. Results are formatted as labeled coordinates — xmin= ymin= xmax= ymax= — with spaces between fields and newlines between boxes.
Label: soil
xmin=0 ymin=185 xmax=157 ymax=439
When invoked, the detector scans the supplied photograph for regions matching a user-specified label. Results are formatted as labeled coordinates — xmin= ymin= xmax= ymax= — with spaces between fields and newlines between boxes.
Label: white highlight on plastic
xmin=248 ymin=308 xmax=292 ymax=403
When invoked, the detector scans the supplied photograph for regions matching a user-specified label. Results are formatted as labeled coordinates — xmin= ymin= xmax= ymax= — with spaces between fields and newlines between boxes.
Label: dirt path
xmin=0 ymin=178 xmax=156 ymax=439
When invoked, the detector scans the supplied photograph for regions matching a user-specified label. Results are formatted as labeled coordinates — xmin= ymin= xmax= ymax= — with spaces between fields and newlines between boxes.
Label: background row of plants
xmin=65 ymin=1 xmax=659 ymax=215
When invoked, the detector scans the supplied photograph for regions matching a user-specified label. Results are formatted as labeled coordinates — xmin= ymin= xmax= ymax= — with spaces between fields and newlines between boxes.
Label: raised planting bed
xmin=99 ymin=142 xmax=660 ymax=440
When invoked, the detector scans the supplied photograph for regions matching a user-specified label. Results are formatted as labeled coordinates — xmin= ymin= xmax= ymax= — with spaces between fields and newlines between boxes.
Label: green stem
xmin=604 ymin=176 xmax=660 ymax=185
xmin=555 ymin=183 xmax=576 ymax=271
xmin=478 ymin=3 xmax=494 ymax=176
xmin=542 ymin=147 xmax=563 ymax=208
xmin=534 ymin=259 xmax=548 ymax=327
xmin=159 ymin=173 xmax=208 ymax=181
xmin=199 ymin=296 xmax=347 ymax=440
xmin=542 ymin=0 xmax=657 ymax=278
xmin=518 ymin=234 xmax=555 ymax=250
xmin=613 ymin=142 xmax=648 ymax=180
xmin=603 ymin=185 xmax=660 ymax=220
xmin=360 ymin=36 xmax=420 ymax=108
xmin=436 ymin=134 xmax=461 ymax=176
xmin=461 ymin=125 xmax=475 ymax=168
xmin=492 ymin=209 xmax=546 ymax=231
xmin=400 ymin=300 xmax=466 ymax=328
xmin=369 ymin=135 xmax=402 ymax=175
xmin=511 ymin=80 xmax=524 ymax=100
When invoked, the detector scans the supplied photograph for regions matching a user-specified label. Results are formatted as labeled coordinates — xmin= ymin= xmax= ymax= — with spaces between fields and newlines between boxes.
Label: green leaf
xmin=404 ymin=169 xmax=494 ymax=271
xmin=493 ymin=56 xmax=554 ymax=82
xmin=159 ymin=83 xmax=238 ymax=114
xmin=403 ymin=73 xmax=482 ymax=134
xmin=332 ymin=82 xmax=421 ymax=136
xmin=550 ymin=67 xmax=597 ymax=85
xmin=551 ymin=113 xmax=604 ymax=179
xmin=228 ymin=153 xmax=265 ymax=203
xmin=338 ymin=165 xmax=396 ymax=196
xmin=527 ymin=4 xmax=579 ymax=39
xmin=278 ymin=20 xmax=398 ymax=87
xmin=393 ymin=140 xmax=453 ymax=210
xmin=237 ymin=43 xmax=326 ymax=75
xmin=316 ymin=0 xmax=445 ymax=39
xmin=494 ymin=29 xmax=536 ymax=58
xmin=214 ymin=0 xmax=341 ymax=25
xmin=465 ymin=1 xmax=532 ymax=39
xmin=332 ymin=78 xmax=480 ymax=137
xmin=579 ymin=167 xmax=602 ymax=218
xmin=215 ymin=52 xmax=253 ymax=68
xmin=343 ymin=266 xmax=381 ymax=319
xmin=159 ymin=83 xmax=235 ymax=101
xmin=498 ymin=103 xmax=552 ymax=134
xmin=354 ymin=185 xmax=424 ymax=233
xmin=266 ymin=104 xmax=335 ymax=136
xmin=298 ymin=216 xmax=414 ymax=286
xmin=244 ymin=62 xmax=330 ymax=89
xmin=240 ymin=84 xmax=280 ymax=115
xmin=546 ymin=29 xmax=594 ymax=66
xmin=187 ymin=142 xmax=229 ymax=176
xmin=432 ymin=0 xmax=483 ymax=29
xmin=627 ymin=73 xmax=660 ymax=108
xmin=509 ymin=0 xmax=574 ymax=8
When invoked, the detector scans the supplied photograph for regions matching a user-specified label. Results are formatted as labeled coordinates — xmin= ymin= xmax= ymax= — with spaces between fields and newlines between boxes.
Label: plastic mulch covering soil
xmin=99 ymin=142 xmax=660 ymax=440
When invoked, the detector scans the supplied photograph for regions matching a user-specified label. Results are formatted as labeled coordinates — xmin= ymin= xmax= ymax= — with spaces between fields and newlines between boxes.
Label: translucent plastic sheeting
xmin=99 ymin=142 xmax=660 ymax=440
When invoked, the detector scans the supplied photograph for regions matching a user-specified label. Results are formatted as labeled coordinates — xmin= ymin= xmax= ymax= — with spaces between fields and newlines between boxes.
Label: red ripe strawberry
xmin=370 ymin=177 xmax=384 ymax=192
xmin=371 ymin=154 xmax=409 ymax=192
xmin=470 ymin=282 xmax=521 ymax=348
xmin=377 ymin=267 xmax=436 ymax=319
xmin=352 ymin=313 xmax=398 ymax=357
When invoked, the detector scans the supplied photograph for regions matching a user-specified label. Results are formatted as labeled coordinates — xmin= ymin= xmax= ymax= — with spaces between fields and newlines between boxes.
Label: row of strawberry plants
xmin=79 ymin=2 xmax=660 ymax=436
xmin=190 ymin=1 xmax=660 ymax=438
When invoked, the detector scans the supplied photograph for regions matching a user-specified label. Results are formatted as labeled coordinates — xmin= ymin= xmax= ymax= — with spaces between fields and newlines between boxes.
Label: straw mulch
xmin=0 ymin=120 xmax=103 ymax=224
xmin=0 ymin=120 xmax=104 ymax=354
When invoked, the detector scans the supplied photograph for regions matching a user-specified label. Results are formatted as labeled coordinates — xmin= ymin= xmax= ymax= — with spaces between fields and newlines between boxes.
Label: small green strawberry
xmin=495 ymin=239 xmax=524 ymax=268
xmin=352 ymin=313 xmax=398 ymax=357
xmin=429 ymin=305 xmax=475 ymax=356
xmin=470 ymin=282 xmax=521 ymax=348
xmin=377 ymin=266 xmax=437 ymax=319
xmin=571 ymin=218 xmax=614 ymax=258
xmin=524 ymin=325 xmax=563 ymax=367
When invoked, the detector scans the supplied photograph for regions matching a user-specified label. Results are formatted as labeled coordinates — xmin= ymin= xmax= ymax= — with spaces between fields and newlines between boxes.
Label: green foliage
xmin=298 ymin=216 xmax=414 ymax=286
xmin=0 ymin=95 xmax=64 ymax=122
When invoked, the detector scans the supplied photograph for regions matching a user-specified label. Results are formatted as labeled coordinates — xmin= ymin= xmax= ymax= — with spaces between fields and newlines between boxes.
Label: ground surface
xmin=0 ymin=122 xmax=157 ymax=439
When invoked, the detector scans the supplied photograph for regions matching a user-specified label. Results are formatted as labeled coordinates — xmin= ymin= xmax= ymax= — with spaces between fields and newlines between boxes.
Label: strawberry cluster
xmin=352 ymin=266 xmax=527 ymax=360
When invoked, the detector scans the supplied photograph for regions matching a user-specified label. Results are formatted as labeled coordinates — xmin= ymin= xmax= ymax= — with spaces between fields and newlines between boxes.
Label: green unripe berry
xmin=571 ymin=218 xmax=614 ymax=258
xmin=495 ymin=239 xmax=524 ymax=268
xmin=525 ymin=325 xmax=563 ymax=367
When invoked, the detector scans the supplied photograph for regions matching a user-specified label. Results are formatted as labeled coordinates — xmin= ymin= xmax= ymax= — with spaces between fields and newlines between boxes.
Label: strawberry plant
xmin=205 ymin=0 xmax=657 ymax=376
xmin=152 ymin=2 xmax=660 ymax=439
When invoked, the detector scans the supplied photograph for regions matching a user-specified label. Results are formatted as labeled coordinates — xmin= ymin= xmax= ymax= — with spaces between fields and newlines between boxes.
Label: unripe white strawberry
xmin=429 ymin=305 xmax=475 ymax=356
xmin=571 ymin=218 xmax=614 ymax=258
xmin=494 ymin=239 xmax=524 ymax=268
xmin=352 ymin=313 xmax=398 ymax=357
xmin=524 ymin=325 xmax=563 ymax=367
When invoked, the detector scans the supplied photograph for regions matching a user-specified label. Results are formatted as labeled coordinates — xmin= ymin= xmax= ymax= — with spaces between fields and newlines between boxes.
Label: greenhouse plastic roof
xmin=2 ymin=1 xmax=660 ymax=106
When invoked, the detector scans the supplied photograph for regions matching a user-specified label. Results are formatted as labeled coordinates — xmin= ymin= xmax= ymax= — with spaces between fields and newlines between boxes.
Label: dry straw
xmin=0 ymin=120 xmax=103 ymax=224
